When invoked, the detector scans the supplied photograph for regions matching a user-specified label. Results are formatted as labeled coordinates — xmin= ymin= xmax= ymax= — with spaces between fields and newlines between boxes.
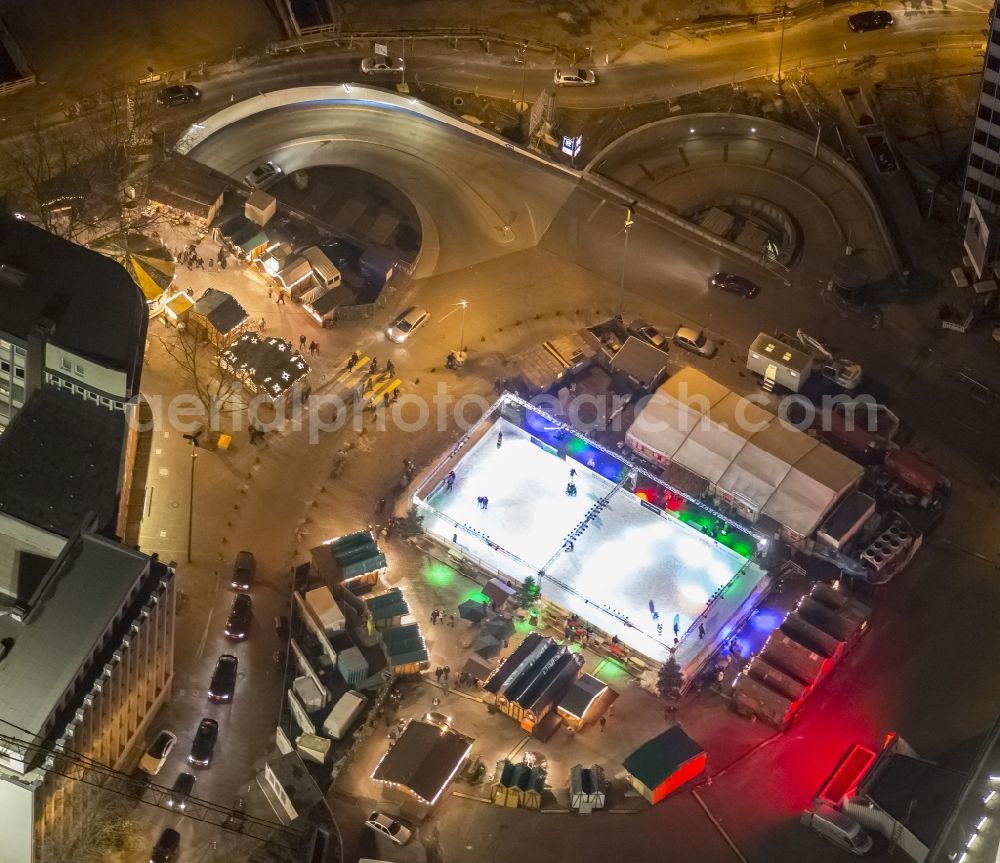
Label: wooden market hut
xmin=556 ymin=673 xmax=609 ymax=731
xmin=623 ymin=725 xmax=706 ymax=805
xmin=492 ymin=759 xmax=545 ymax=810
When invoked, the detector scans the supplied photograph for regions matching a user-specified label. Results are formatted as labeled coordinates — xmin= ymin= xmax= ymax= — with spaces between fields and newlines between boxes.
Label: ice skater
xmin=673 ymin=613 xmax=681 ymax=638
xmin=566 ymin=481 xmax=577 ymax=497
xmin=657 ymin=623 xmax=664 ymax=636
xmin=477 ymin=496 xmax=485 ymax=509
xmin=496 ymin=431 xmax=503 ymax=449
xmin=698 ymin=622 xmax=706 ymax=640
xmin=482 ymin=496 xmax=489 ymax=510
xmin=569 ymin=468 xmax=577 ymax=478
xmin=445 ymin=470 xmax=456 ymax=491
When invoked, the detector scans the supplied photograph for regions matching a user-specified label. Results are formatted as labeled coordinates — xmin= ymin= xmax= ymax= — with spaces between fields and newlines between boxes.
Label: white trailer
xmin=304 ymin=586 xmax=346 ymax=634
xmin=748 ymin=332 xmax=813 ymax=392
xmin=322 ymin=690 xmax=367 ymax=740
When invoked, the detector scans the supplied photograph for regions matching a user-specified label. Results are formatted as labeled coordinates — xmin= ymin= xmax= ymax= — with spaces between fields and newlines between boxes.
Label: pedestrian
xmin=348 ymin=351 xmax=359 ymax=371
xmin=299 ymin=335 xmax=306 ymax=350
xmin=446 ymin=470 xmax=456 ymax=491
xmin=431 ymin=609 xmax=439 ymax=625
xmin=482 ymin=496 xmax=489 ymax=510
xmin=375 ymin=498 xmax=386 ymax=514
xmin=443 ymin=665 xmax=451 ymax=680
xmin=386 ymin=359 xmax=395 ymax=377
xmin=276 ymin=291 xmax=284 ymax=304
xmin=197 ymin=257 xmax=204 ymax=269
xmin=207 ymin=258 xmax=214 ymax=270
xmin=698 ymin=622 xmax=706 ymax=640
xmin=309 ymin=340 xmax=318 ymax=356
xmin=258 ymin=317 xmax=266 ymax=333
xmin=496 ymin=431 xmax=503 ymax=449
xmin=370 ymin=358 xmax=378 ymax=375
xmin=599 ymin=716 xmax=607 ymax=733
xmin=383 ymin=391 xmax=390 ymax=408
xmin=448 ymin=613 xmax=456 ymax=628
xmin=435 ymin=666 xmax=442 ymax=681
xmin=569 ymin=468 xmax=577 ymax=478
xmin=673 ymin=613 xmax=681 ymax=638
xmin=268 ymin=288 xmax=273 ymax=301
xmin=392 ymin=387 xmax=400 ymax=402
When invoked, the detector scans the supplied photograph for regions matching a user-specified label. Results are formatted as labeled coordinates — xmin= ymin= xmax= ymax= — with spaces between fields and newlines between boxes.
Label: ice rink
xmin=420 ymin=418 xmax=766 ymax=664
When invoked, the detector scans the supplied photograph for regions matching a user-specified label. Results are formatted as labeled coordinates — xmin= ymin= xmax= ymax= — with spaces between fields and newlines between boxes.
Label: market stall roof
xmin=495 ymin=759 xmax=546 ymax=793
xmin=609 ymin=336 xmax=670 ymax=389
xmin=623 ymin=725 xmax=705 ymax=791
xmin=484 ymin=632 xmax=580 ymax=715
xmin=371 ymin=717 xmax=473 ymax=806
xmin=193 ymin=287 xmax=248 ymax=336
xmin=219 ymin=333 xmax=309 ymax=399
xmin=557 ymin=673 xmax=608 ymax=720
xmin=146 ymin=155 xmax=229 ymax=220
xmin=164 ymin=292 xmax=193 ymax=321
xmin=381 ymin=623 xmax=428 ymax=667
xmin=89 ymin=231 xmax=175 ymax=304
xmin=364 ymin=588 xmax=409 ymax=621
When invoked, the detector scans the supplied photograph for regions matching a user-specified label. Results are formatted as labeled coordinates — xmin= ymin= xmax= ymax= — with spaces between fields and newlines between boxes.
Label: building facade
xmin=962 ymin=2 xmax=1000 ymax=217
xmin=0 ymin=532 xmax=175 ymax=863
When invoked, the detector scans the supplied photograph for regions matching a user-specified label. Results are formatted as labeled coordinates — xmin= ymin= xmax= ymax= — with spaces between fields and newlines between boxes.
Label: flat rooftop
xmin=0 ymin=388 xmax=125 ymax=536
xmin=0 ymin=215 xmax=146 ymax=376
xmin=0 ymin=532 xmax=152 ymax=739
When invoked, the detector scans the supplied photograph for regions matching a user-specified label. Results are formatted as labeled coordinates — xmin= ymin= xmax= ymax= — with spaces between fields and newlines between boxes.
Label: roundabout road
xmin=185 ymin=89 xmax=578 ymax=276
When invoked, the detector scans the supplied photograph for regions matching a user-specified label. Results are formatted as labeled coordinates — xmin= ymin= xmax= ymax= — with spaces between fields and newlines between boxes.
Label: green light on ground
xmin=424 ymin=562 xmax=455 ymax=587
xmin=566 ymin=437 xmax=588 ymax=454
xmin=514 ymin=616 xmax=534 ymax=634
xmin=466 ymin=589 xmax=490 ymax=603
xmin=593 ymin=657 xmax=631 ymax=683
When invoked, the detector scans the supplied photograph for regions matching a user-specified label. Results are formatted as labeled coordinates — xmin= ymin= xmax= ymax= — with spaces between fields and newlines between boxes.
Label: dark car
xmin=167 ymin=771 xmax=196 ymax=810
xmin=709 ymin=272 xmax=760 ymax=298
xmin=231 ymin=550 xmax=255 ymax=591
xmin=224 ymin=594 xmax=253 ymax=640
xmin=156 ymin=84 xmax=201 ymax=107
xmin=188 ymin=717 xmax=219 ymax=766
xmin=208 ymin=655 xmax=238 ymax=703
xmin=848 ymin=10 xmax=894 ymax=32
xmin=150 ymin=827 xmax=180 ymax=863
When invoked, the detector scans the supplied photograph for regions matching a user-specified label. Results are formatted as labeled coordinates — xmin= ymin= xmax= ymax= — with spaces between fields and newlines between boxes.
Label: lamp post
xmin=519 ymin=40 xmax=529 ymax=111
xmin=458 ymin=299 xmax=468 ymax=352
xmin=618 ymin=206 xmax=635 ymax=320
xmin=776 ymin=4 xmax=788 ymax=92
xmin=182 ymin=429 xmax=202 ymax=563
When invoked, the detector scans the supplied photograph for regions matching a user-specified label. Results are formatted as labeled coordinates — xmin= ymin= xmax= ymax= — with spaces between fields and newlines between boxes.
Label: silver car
xmin=361 ymin=55 xmax=405 ymax=74
xmin=672 ymin=325 xmax=717 ymax=358
xmin=386 ymin=307 xmax=429 ymax=344
xmin=245 ymin=161 xmax=282 ymax=190
xmin=554 ymin=68 xmax=597 ymax=87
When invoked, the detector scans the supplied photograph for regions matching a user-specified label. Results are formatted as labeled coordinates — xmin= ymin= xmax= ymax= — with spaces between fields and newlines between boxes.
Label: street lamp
xmin=776 ymin=4 xmax=788 ymax=92
xmin=518 ymin=40 xmax=529 ymax=111
xmin=618 ymin=206 xmax=635 ymax=320
xmin=182 ymin=428 xmax=202 ymax=563
xmin=458 ymin=299 xmax=468 ymax=352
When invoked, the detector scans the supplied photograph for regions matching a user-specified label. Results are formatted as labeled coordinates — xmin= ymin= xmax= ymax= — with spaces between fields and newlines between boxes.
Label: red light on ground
xmin=666 ymin=494 xmax=684 ymax=511
xmin=635 ymin=489 xmax=655 ymax=503
xmin=818 ymin=743 xmax=876 ymax=806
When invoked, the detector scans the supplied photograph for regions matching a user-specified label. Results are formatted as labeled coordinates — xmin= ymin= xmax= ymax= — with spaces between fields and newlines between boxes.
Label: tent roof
xmin=659 ymin=366 xmax=730 ymax=409
xmin=623 ymin=725 xmax=704 ymax=789
xmin=794 ymin=444 xmax=864 ymax=493
xmin=627 ymin=389 xmax=705 ymax=459
xmin=372 ymin=718 xmax=472 ymax=804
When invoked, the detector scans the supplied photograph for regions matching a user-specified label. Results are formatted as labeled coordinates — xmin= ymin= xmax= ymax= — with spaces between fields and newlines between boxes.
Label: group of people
xmin=297 ymin=335 xmax=320 ymax=356
xmin=476 ymin=495 xmax=490 ymax=510
xmin=430 ymin=608 xmax=455 ymax=627
xmin=177 ymin=243 xmax=228 ymax=271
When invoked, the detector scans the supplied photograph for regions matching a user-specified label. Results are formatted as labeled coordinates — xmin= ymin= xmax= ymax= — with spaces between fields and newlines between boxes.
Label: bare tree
xmin=39 ymin=792 xmax=145 ymax=863
xmin=159 ymin=326 xmax=246 ymax=430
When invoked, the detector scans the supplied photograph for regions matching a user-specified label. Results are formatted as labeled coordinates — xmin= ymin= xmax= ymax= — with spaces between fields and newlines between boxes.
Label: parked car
xmin=361 ymin=55 xmax=405 ymax=74
xmin=364 ymin=811 xmax=412 ymax=846
xmin=554 ymin=68 xmax=597 ymax=87
xmin=244 ymin=161 xmax=282 ymax=190
xmin=138 ymin=730 xmax=177 ymax=775
xmin=626 ymin=319 xmax=668 ymax=349
xmin=188 ymin=718 xmax=219 ymax=766
xmin=231 ymin=550 xmax=255 ymax=591
xmin=386 ymin=307 xmax=429 ymax=344
xmin=167 ymin=772 xmax=196 ymax=810
xmin=709 ymin=272 xmax=760 ymax=298
xmin=848 ymin=10 xmax=894 ymax=32
xmin=208 ymin=655 xmax=238 ymax=703
xmin=150 ymin=828 xmax=181 ymax=863
xmin=225 ymin=594 xmax=253 ymax=640
xmin=672 ymin=325 xmax=717 ymax=358
xmin=156 ymin=84 xmax=200 ymax=107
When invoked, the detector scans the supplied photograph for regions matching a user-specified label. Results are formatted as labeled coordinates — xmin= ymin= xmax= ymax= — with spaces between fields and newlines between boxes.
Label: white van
xmin=322 ymin=690 xmax=366 ymax=740
xmin=300 ymin=246 xmax=342 ymax=290
xmin=805 ymin=804 xmax=873 ymax=855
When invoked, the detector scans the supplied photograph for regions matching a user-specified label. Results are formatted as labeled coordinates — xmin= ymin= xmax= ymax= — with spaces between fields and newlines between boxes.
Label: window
xmin=61 ymin=357 xmax=71 ymax=371
xmin=0 ymin=361 xmax=8 ymax=374
xmin=986 ymin=81 xmax=999 ymax=99
xmin=976 ymin=129 xmax=989 ymax=146
xmin=12 ymin=385 xmax=24 ymax=404
xmin=13 ymin=368 xmax=23 ymax=380
xmin=13 ymin=346 xmax=24 ymax=357
xmin=980 ymin=104 xmax=995 ymax=121
xmin=74 ymin=364 xmax=84 ymax=376
xmin=989 ymin=54 xmax=1000 ymax=73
